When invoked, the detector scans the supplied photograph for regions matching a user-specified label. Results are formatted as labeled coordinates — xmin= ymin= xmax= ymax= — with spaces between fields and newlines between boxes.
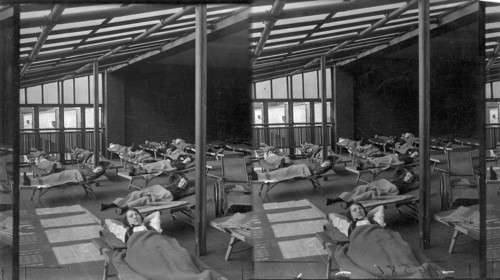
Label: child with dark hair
xmin=105 ymin=209 xmax=162 ymax=243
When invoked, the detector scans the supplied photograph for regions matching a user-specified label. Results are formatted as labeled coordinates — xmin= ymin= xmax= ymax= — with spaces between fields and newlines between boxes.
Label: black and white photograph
xmin=0 ymin=0 xmax=499 ymax=279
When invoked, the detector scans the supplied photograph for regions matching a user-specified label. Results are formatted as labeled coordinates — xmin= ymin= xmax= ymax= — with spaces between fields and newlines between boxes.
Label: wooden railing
xmin=252 ymin=124 xmax=332 ymax=156
xmin=20 ymin=128 xmax=105 ymax=162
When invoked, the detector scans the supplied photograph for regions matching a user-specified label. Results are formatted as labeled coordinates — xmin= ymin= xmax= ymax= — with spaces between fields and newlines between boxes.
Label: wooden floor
xmin=0 ymin=157 xmax=486 ymax=279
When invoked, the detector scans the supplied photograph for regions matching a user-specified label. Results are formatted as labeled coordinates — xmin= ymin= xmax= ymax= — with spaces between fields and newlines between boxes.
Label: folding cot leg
xmin=449 ymin=229 xmax=460 ymax=254
xmin=225 ymin=236 xmax=239 ymax=261
xmin=326 ymin=253 xmax=333 ymax=279
xmin=103 ymin=260 xmax=109 ymax=280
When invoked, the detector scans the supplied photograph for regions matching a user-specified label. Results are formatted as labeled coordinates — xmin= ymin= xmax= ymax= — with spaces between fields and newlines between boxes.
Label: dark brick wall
xmin=343 ymin=55 xmax=480 ymax=140
xmin=333 ymin=67 xmax=355 ymax=140
xmin=106 ymin=64 xmax=251 ymax=146
xmin=105 ymin=72 xmax=126 ymax=146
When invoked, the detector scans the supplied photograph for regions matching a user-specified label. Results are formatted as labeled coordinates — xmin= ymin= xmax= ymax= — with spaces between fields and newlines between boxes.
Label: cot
xmin=20 ymin=171 xmax=108 ymax=207
xmin=117 ymin=165 xmax=194 ymax=190
xmin=316 ymin=221 xmax=453 ymax=279
xmin=92 ymin=222 xmax=227 ymax=280
xmin=253 ymin=164 xmax=339 ymax=202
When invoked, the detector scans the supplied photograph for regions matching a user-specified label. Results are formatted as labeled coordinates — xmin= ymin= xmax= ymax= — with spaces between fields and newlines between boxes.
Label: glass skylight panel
xmin=266 ymin=34 xmax=307 ymax=44
xmin=86 ymin=30 xmax=141 ymax=42
xmin=271 ymin=25 xmax=315 ymax=35
xmin=313 ymin=25 xmax=370 ymax=37
xmin=250 ymin=5 xmax=272 ymax=14
xmin=21 ymin=27 xmax=43 ymax=35
xmin=48 ymin=30 xmax=93 ymax=39
xmin=21 ymin=10 xmax=51 ymax=19
xmin=109 ymin=7 xmax=181 ymax=23
xmin=277 ymin=14 xmax=330 ymax=26
xmin=20 ymin=37 xmax=38 ymax=44
xmin=53 ymin=19 xmax=105 ymax=31
xmin=486 ymin=32 xmax=500 ymax=39
xmin=335 ymin=3 xmax=402 ymax=18
xmin=64 ymin=4 xmax=121 ymax=14
xmin=42 ymin=39 xmax=82 ymax=49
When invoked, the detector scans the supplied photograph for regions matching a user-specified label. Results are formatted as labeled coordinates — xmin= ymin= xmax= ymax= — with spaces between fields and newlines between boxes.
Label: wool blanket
xmin=335 ymin=224 xmax=439 ymax=279
xmin=257 ymin=164 xmax=311 ymax=183
xmin=113 ymin=230 xmax=215 ymax=280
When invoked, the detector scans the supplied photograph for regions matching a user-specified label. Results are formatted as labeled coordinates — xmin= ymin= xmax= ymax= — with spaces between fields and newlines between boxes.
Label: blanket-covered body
xmin=31 ymin=169 xmax=84 ymax=187
xmin=113 ymin=230 xmax=215 ymax=280
xmin=257 ymin=164 xmax=311 ymax=182
xmin=339 ymin=179 xmax=400 ymax=203
xmin=360 ymin=154 xmax=403 ymax=169
xmin=335 ymin=224 xmax=438 ymax=279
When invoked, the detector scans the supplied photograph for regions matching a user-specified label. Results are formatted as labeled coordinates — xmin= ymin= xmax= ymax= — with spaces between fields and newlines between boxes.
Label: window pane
xmin=26 ymin=85 xmax=42 ymax=104
xmin=39 ymin=107 xmax=59 ymax=129
xmin=253 ymin=102 xmax=263 ymax=125
xmin=43 ymin=82 xmax=58 ymax=104
xmin=63 ymin=79 xmax=74 ymax=104
xmin=293 ymin=102 xmax=309 ymax=123
xmin=64 ymin=107 xmax=81 ymax=128
xmin=292 ymin=74 xmax=303 ymax=99
xmin=314 ymin=102 xmax=332 ymax=122
xmin=326 ymin=68 xmax=332 ymax=99
xmin=304 ymin=71 xmax=318 ymax=98
xmin=85 ymin=107 xmax=102 ymax=128
xmin=272 ymin=77 xmax=287 ymax=99
xmin=99 ymin=73 xmax=103 ymax=104
xmin=75 ymin=76 xmax=89 ymax=104
xmin=251 ymin=83 xmax=255 ymax=99
xmin=494 ymin=81 xmax=500 ymax=99
xmin=20 ymin=107 xmax=34 ymax=130
xmin=19 ymin=88 xmax=25 ymax=104
xmin=268 ymin=102 xmax=288 ymax=124
xmin=89 ymin=75 xmax=95 ymax=104
xmin=255 ymin=80 xmax=271 ymax=99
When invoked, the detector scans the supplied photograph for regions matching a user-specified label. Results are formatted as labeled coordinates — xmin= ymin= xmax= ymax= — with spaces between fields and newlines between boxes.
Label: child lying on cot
xmin=258 ymin=143 xmax=292 ymax=168
xmin=100 ymin=173 xmax=193 ymax=214
xmin=108 ymin=143 xmax=133 ymax=155
xmin=28 ymin=148 xmax=65 ymax=174
xmin=355 ymin=152 xmax=418 ymax=170
xmin=22 ymin=161 xmax=107 ymax=186
xmin=250 ymin=155 xmax=339 ymax=181
xmin=328 ymin=203 xmax=438 ymax=278
xmin=325 ymin=167 xmax=416 ymax=207
xmin=128 ymin=156 xmax=194 ymax=176
xmin=104 ymin=209 xmax=217 ymax=280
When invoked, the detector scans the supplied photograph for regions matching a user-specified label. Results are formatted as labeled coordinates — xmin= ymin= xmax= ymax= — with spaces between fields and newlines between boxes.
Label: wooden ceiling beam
xmin=290 ymin=0 xmax=419 ymax=76
xmin=251 ymin=0 xmax=286 ymax=67
xmin=21 ymin=4 xmax=177 ymax=28
xmin=20 ymin=4 xmax=66 ymax=76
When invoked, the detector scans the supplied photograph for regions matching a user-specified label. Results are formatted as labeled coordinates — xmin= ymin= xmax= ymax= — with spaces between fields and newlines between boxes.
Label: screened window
xmin=19 ymin=88 xmax=26 ymax=104
xmin=85 ymin=107 xmax=102 ymax=128
xmin=326 ymin=68 xmax=332 ymax=99
xmin=64 ymin=107 xmax=81 ymax=128
xmin=63 ymin=79 xmax=74 ymax=104
xmin=26 ymin=85 xmax=42 ymax=104
xmin=255 ymin=80 xmax=271 ymax=99
xmin=292 ymin=74 xmax=303 ymax=99
xmin=293 ymin=102 xmax=309 ymax=123
xmin=314 ymin=102 xmax=332 ymax=122
xmin=487 ymin=102 xmax=500 ymax=124
xmin=20 ymin=107 xmax=34 ymax=129
xmin=253 ymin=102 xmax=263 ymax=124
xmin=39 ymin=107 xmax=59 ymax=129
xmin=303 ymin=71 xmax=318 ymax=98
xmin=272 ymin=77 xmax=287 ymax=99
xmin=268 ymin=102 xmax=288 ymax=124
xmin=75 ymin=76 xmax=89 ymax=104
xmin=43 ymin=82 xmax=58 ymax=104
xmin=493 ymin=81 xmax=500 ymax=99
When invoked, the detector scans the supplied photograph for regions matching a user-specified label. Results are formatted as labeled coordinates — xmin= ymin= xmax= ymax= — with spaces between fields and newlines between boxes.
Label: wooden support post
xmin=194 ymin=4 xmax=207 ymax=256
xmin=418 ymin=0 xmax=431 ymax=250
xmin=320 ymin=55 xmax=328 ymax=161
xmin=93 ymin=60 xmax=100 ymax=168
